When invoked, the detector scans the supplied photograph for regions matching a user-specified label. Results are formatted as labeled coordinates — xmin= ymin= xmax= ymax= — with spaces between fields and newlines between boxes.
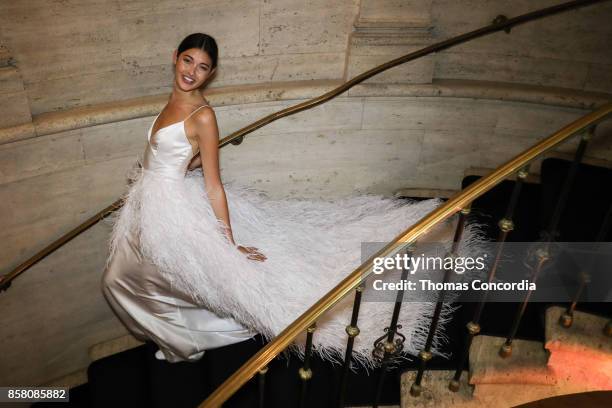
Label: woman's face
xmin=173 ymin=48 xmax=215 ymax=91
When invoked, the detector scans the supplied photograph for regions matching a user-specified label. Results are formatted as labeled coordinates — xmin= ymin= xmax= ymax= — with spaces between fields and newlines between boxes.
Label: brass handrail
xmin=0 ymin=200 xmax=122 ymax=291
xmin=1 ymin=0 xmax=607 ymax=291
xmin=201 ymin=104 xmax=612 ymax=407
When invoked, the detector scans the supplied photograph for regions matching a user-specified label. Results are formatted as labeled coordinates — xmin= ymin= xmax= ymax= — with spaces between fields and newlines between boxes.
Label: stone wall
xmin=1 ymin=0 xmax=612 ymax=389
xmin=0 ymin=0 xmax=359 ymax=116
xmin=431 ymin=0 xmax=612 ymax=93
xmin=1 ymin=0 xmax=611 ymax=121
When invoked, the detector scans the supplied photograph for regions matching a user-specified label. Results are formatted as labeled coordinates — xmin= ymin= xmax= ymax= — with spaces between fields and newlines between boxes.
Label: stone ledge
xmin=545 ymin=306 xmax=612 ymax=358
xmin=545 ymin=306 xmax=612 ymax=390
xmin=89 ymin=334 xmax=144 ymax=362
xmin=401 ymin=370 xmax=474 ymax=408
xmin=1 ymin=79 xmax=610 ymax=147
xmin=472 ymin=382 xmax=597 ymax=407
xmin=43 ymin=369 xmax=88 ymax=389
xmin=349 ymin=79 xmax=612 ymax=109
xmin=400 ymin=370 xmax=600 ymax=408
xmin=469 ymin=335 xmax=556 ymax=386
xmin=0 ymin=79 xmax=341 ymax=146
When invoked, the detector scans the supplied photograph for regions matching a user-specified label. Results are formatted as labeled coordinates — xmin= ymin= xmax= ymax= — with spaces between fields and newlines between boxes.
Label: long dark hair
xmin=177 ymin=33 xmax=218 ymax=69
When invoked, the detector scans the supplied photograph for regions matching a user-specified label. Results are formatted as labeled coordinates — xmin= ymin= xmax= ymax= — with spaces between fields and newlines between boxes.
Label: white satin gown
xmin=102 ymin=105 xmax=255 ymax=362
xmin=102 ymin=104 xmax=478 ymax=366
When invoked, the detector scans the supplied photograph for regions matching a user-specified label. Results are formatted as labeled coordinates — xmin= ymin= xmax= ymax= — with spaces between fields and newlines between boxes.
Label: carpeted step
xmin=538 ymin=158 xmax=611 ymax=319
xmin=87 ymin=345 xmax=150 ymax=407
xmin=539 ymin=158 xmax=612 ymax=242
xmin=143 ymin=341 xmax=209 ymax=408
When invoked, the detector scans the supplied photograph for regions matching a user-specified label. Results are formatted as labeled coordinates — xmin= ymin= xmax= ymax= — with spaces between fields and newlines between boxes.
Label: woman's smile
xmin=181 ymin=74 xmax=195 ymax=85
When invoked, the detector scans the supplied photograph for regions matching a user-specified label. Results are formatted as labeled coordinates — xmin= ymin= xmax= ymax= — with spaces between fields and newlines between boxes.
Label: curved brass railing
xmin=201 ymin=103 xmax=612 ymax=407
xmin=1 ymin=0 xmax=607 ymax=291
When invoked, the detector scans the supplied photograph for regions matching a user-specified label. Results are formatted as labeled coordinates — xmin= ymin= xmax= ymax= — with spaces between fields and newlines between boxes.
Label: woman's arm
xmin=194 ymin=108 xmax=235 ymax=243
xmin=193 ymin=108 xmax=266 ymax=261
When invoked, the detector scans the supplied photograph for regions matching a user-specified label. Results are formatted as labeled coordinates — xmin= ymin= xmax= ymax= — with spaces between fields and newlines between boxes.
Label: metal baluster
xmin=545 ymin=127 xmax=593 ymax=240
xmin=372 ymin=243 xmax=415 ymax=408
xmin=258 ymin=366 xmax=268 ymax=408
xmin=499 ymin=246 xmax=549 ymax=357
xmin=410 ymin=208 xmax=470 ymax=397
xmin=299 ymin=322 xmax=316 ymax=408
xmin=337 ymin=282 xmax=365 ymax=408
xmin=449 ymin=167 xmax=528 ymax=391
xmin=501 ymin=127 xmax=593 ymax=357
xmin=559 ymin=204 xmax=612 ymax=328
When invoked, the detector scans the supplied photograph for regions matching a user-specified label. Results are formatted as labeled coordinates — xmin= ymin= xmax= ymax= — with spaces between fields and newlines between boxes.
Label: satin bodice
xmin=143 ymin=106 xmax=207 ymax=180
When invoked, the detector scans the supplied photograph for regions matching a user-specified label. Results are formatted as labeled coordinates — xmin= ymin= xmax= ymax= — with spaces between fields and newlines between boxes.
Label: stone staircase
xmin=31 ymin=158 xmax=611 ymax=407
xmin=399 ymin=306 xmax=612 ymax=407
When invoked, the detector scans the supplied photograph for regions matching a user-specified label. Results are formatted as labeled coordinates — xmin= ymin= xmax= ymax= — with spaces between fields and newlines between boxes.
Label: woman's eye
xmin=183 ymin=58 xmax=190 ymax=63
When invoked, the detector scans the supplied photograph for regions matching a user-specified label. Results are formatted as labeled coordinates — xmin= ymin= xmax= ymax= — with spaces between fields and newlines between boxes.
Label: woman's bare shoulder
xmin=190 ymin=104 xmax=218 ymax=142
xmin=192 ymin=104 xmax=216 ymax=124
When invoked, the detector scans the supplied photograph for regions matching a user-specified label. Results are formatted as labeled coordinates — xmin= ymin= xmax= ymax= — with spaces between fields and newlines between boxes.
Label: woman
xmin=102 ymin=33 xmax=261 ymax=362
xmin=102 ymin=33 xmax=467 ymax=365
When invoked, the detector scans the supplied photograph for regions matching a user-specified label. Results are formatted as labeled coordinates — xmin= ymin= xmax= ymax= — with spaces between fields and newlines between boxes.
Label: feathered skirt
xmin=105 ymin=168 xmax=478 ymax=366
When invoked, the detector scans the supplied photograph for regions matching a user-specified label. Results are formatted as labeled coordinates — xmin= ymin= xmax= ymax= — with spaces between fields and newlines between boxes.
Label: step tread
xmin=470 ymin=335 xmax=556 ymax=385
xmin=89 ymin=334 xmax=144 ymax=362
xmin=473 ymin=381 xmax=597 ymax=406
xmin=545 ymin=306 xmax=611 ymax=356
xmin=545 ymin=306 xmax=612 ymax=390
xmin=401 ymin=370 xmax=476 ymax=408
xmin=399 ymin=369 xmax=601 ymax=408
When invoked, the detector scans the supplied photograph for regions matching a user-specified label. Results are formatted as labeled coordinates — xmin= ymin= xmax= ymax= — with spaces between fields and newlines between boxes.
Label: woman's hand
xmin=237 ymin=245 xmax=267 ymax=262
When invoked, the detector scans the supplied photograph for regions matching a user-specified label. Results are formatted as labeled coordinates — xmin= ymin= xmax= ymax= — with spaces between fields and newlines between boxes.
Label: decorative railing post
xmin=545 ymin=127 xmax=593 ymax=241
xmin=299 ymin=322 xmax=316 ymax=408
xmin=499 ymin=245 xmax=549 ymax=358
xmin=371 ymin=243 xmax=415 ymax=407
xmin=337 ymin=282 xmax=365 ymax=408
xmin=449 ymin=167 xmax=528 ymax=391
xmin=258 ymin=366 xmax=268 ymax=408
xmin=410 ymin=207 xmax=470 ymax=397
xmin=559 ymin=203 xmax=612 ymax=328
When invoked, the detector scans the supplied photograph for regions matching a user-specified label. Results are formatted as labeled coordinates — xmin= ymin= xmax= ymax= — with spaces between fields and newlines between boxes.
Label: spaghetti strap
xmin=185 ymin=104 xmax=210 ymax=120
xmin=147 ymin=111 xmax=162 ymax=142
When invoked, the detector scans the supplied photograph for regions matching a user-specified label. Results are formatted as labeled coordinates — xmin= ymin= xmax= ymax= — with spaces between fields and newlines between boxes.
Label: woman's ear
xmin=172 ymin=49 xmax=178 ymax=64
